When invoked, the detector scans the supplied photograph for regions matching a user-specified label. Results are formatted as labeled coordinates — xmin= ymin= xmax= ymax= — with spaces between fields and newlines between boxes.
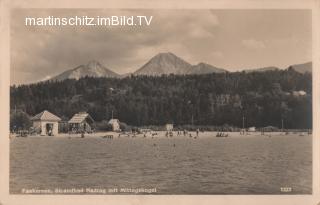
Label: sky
xmin=11 ymin=9 xmax=312 ymax=85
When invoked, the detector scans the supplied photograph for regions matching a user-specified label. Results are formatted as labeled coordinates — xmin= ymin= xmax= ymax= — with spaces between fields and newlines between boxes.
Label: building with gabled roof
xmin=68 ymin=112 xmax=94 ymax=133
xmin=108 ymin=119 xmax=121 ymax=131
xmin=165 ymin=123 xmax=173 ymax=131
xmin=31 ymin=110 xmax=61 ymax=136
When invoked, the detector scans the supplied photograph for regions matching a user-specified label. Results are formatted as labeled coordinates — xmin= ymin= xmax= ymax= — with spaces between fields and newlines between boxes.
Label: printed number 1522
xmin=281 ymin=187 xmax=292 ymax=192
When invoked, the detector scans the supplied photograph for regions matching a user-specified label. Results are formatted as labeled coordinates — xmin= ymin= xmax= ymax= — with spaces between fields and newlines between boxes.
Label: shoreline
xmin=10 ymin=131 xmax=312 ymax=139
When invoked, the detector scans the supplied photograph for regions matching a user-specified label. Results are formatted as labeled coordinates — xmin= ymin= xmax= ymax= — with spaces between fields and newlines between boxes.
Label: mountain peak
xmin=134 ymin=52 xmax=229 ymax=76
xmin=134 ymin=52 xmax=192 ymax=76
xmin=156 ymin=52 xmax=175 ymax=57
xmin=86 ymin=60 xmax=100 ymax=67
xmin=86 ymin=60 xmax=103 ymax=71
xmin=51 ymin=61 xmax=119 ymax=81
xmin=151 ymin=52 xmax=185 ymax=63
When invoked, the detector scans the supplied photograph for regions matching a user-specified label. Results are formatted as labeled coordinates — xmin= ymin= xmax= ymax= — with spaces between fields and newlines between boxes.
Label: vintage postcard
xmin=0 ymin=0 xmax=319 ymax=204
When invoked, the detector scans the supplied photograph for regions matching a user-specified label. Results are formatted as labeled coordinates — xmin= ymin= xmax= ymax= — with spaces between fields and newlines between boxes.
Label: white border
xmin=0 ymin=0 xmax=319 ymax=205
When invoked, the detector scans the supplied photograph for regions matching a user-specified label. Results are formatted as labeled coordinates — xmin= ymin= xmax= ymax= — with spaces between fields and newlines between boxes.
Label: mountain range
xmin=50 ymin=52 xmax=311 ymax=82
xmin=134 ymin=52 xmax=226 ymax=76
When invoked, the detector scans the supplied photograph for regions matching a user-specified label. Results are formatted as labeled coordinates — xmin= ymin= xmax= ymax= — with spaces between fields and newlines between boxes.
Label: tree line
xmin=10 ymin=67 xmax=312 ymax=130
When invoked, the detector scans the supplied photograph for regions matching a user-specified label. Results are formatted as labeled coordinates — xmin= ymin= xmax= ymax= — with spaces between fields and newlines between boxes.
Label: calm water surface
xmin=10 ymin=134 xmax=312 ymax=194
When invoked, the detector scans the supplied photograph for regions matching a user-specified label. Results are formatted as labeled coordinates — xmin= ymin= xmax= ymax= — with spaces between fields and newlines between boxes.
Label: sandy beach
xmin=10 ymin=130 xmax=311 ymax=139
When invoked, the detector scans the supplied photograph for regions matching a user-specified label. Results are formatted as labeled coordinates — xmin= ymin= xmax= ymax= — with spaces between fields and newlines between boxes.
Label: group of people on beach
xmin=97 ymin=129 xmax=202 ymax=140
xmin=176 ymin=129 xmax=200 ymax=137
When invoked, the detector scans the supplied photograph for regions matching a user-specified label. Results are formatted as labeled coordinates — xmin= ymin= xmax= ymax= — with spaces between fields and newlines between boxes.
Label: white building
xmin=165 ymin=124 xmax=173 ymax=131
xmin=248 ymin=127 xmax=256 ymax=132
xmin=108 ymin=119 xmax=121 ymax=131
xmin=31 ymin=110 xmax=61 ymax=136
xmin=293 ymin=90 xmax=307 ymax=96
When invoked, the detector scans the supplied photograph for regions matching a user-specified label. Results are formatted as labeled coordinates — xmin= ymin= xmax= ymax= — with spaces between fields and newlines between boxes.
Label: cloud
xmin=188 ymin=28 xmax=214 ymax=39
xmin=241 ymin=39 xmax=266 ymax=49
xmin=10 ymin=9 xmax=311 ymax=84
xmin=11 ymin=9 xmax=220 ymax=84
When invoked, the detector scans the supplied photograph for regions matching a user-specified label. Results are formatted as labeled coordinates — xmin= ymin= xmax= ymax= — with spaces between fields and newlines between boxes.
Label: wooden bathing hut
xmin=31 ymin=110 xmax=61 ymax=136
xmin=68 ymin=112 xmax=94 ymax=133
xmin=165 ymin=124 xmax=173 ymax=131
xmin=108 ymin=119 xmax=121 ymax=131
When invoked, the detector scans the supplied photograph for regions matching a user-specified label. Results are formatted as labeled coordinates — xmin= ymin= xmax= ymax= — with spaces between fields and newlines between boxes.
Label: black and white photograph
xmin=1 ymin=1 xmax=319 ymax=204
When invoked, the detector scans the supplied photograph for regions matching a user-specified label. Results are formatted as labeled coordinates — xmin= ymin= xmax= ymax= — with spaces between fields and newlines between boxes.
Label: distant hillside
xmin=11 ymin=69 xmax=312 ymax=129
xmin=47 ymin=53 xmax=312 ymax=82
xmin=290 ymin=62 xmax=312 ymax=73
xmin=51 ymin=60 xmax=120 ymax=81
xmin=244 ymin=66 xmax=279 ymax=73
xmin=133 ymin=52 xmax=227 ymax=76
xmin=191 ymin=63 xmax=226 ymax=74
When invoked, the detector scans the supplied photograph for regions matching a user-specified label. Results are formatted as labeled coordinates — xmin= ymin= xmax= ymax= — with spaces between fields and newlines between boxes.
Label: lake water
xmin=10 ymin=134 xmax=312 ymax=194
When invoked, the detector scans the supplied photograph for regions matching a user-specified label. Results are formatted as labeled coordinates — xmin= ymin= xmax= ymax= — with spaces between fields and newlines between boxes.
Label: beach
xmin=10 ymin=130 xmax=311 ymax=139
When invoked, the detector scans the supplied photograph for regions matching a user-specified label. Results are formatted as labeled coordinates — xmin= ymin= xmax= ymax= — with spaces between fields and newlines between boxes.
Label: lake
xmin=10 ymin=133 xmax=312 ymax=194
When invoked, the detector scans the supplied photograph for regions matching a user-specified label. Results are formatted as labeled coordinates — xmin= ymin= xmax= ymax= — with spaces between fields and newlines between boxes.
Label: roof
xmin=31 ymin=110 xmax=61 ymax=121
xmin=108 ymin=119 xmax=120 ymax=124
xmin=263 ymin=126 xmax=278 ymax=129
xmin=68 ymin=112 xmax=94 ymax=124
